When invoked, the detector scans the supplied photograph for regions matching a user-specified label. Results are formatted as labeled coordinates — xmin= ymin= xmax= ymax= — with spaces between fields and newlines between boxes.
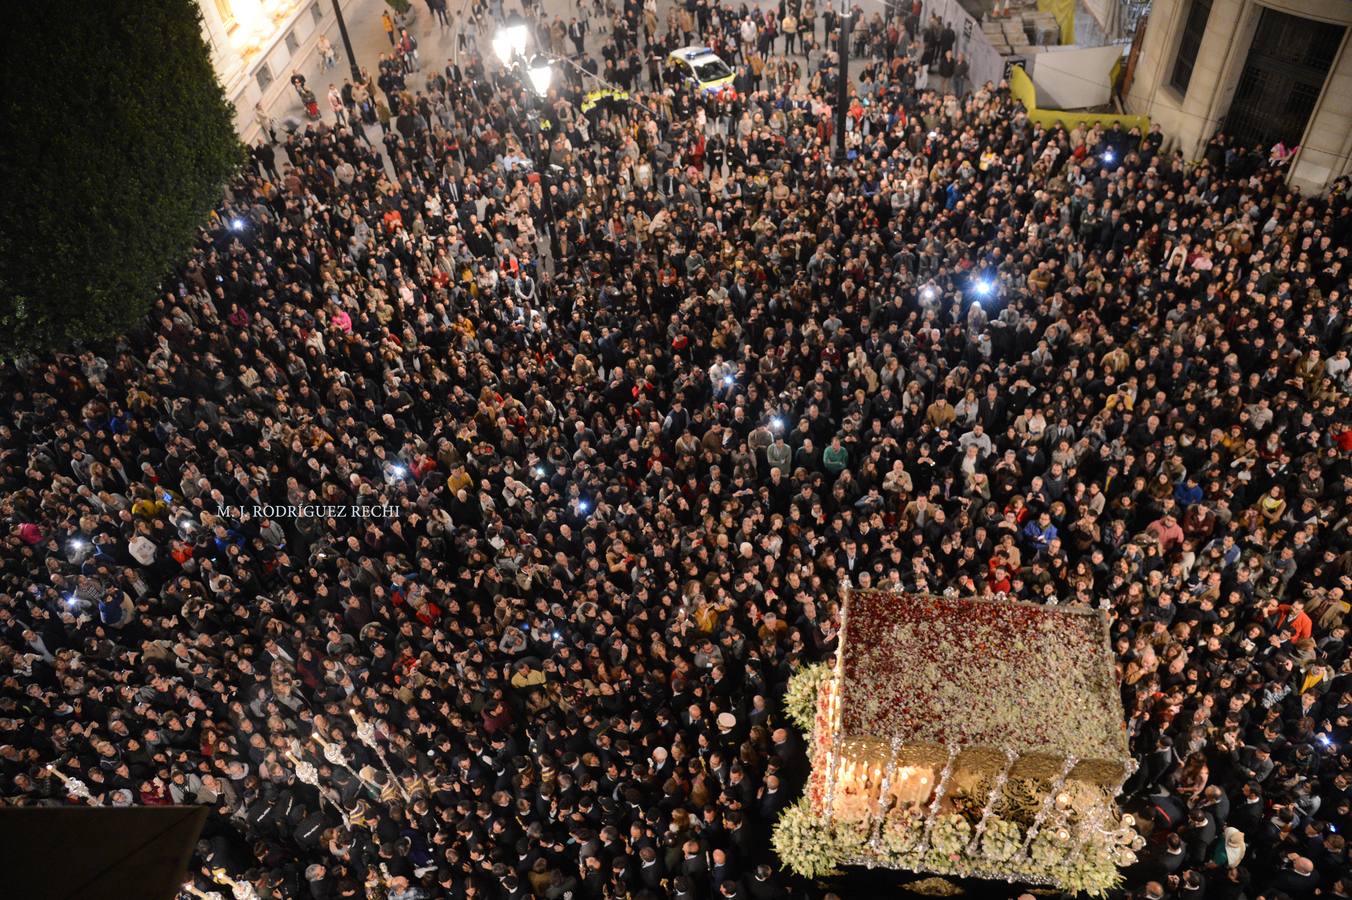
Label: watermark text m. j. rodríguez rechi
xmin=216 ymin=504 xmax=399 ymax=519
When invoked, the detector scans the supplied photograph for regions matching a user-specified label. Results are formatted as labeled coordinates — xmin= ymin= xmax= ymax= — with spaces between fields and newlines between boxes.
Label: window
xmin=311 ymin=2 xmax=325 ymax=25
xmin=1169 ymin=0 xmax=1212 ymax=95
xmin=256 ymin=62 xmax=274 ymax=91
xmin=213 ymin=0 xmax=237 ymax=31
xmin=693 ymin=59 xmax=732 ymax=81
xmin=285 ymin=30 xmax=300 ymax=54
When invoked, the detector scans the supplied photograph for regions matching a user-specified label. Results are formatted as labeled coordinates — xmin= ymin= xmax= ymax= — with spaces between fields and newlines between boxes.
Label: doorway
xmin=1223 ymin=7 xmax=1344 ymax=150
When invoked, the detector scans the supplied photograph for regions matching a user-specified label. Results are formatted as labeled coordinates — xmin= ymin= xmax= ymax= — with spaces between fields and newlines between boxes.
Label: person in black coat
xmin=1267 ymin=853 xmax=1321 ymax=897
xmin=293 ymin=809 xmax=328 ymax=850
xmin=670 ymin=876 xmax=700 ymax=900
xmin=1198 ymin=783 xmax=1231 ymax=828
xmin=1151 ymin=832 xmax=1188 ymax=881
xmin=745 ymin=865 xmax=786 ymax=900
xmin=1230 ymin=781 xmax=1266 ymax=834
xmin=636 ymin=845 xmax=666 ymax=890
xmin=1183 ymin=808 xmax=1218 ymax=864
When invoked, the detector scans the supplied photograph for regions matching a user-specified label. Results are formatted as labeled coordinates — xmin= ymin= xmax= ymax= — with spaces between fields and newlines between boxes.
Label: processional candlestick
xmin=351 ymin=709 xmax=410 ymax=801
xmin=309 ymin=730 xmax=376 ymax=797
xmin=287 ymin=749 xmax=356 ymax=827
xmin=207 ymin=868 xmax=261 ymax=900
xmin=44 ymin=764 xmax=102 ymax=806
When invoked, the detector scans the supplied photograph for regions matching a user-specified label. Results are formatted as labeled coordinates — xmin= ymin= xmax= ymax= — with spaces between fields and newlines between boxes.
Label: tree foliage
xmin=0 ymin=0 xmax=243 ymax=356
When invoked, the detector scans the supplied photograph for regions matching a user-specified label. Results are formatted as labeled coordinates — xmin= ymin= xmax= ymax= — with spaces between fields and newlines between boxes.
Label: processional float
xmin=775 ymin=589 xmax=1141 ymax=896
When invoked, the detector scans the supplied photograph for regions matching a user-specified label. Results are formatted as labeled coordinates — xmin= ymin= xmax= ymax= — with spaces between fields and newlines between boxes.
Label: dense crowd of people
xmin=4 ymin=0 xmax=1352 ymax=899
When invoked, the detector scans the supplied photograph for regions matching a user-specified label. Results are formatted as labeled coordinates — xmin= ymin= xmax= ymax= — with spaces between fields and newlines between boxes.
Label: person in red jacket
xmin=1271 ymin=599 xmax=1314 ymax=643
xmin=139 ymin=776 xmax=171 ymax=805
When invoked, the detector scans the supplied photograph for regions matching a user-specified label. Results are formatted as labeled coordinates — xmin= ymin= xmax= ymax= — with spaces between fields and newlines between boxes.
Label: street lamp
xmin=527 ymin=56 xmax=554 ymax=96
xmin=535 ymin=161 xmax=564 ymax=269
xmin=834 ymin=0 xmax=852 ymax=163
xmin=493 ymin=22 xmax=531 ymax=66
xmin=497 ymin=50 xmax=562 ymax=265
xmin=330 ymin=0 xmax=362 ymax=82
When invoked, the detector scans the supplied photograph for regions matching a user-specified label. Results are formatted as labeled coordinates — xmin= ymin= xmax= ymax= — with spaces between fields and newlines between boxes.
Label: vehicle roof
xmin=669 ymin=46 xmax=722 ymax=62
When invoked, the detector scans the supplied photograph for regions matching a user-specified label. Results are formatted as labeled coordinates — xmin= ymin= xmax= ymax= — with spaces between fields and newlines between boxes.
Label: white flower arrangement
xmin=879 ymin=810 xmax=926 ymax=857
xmin=775 ymin=800 xmax=1127 ymax=898
xmin=979 ymin=816 xmax=1023 ymax=861
xmin=784 ymin=663 xmax=830 ymax=736
xmin=1029 ymin=828 xmax=1071 ymax=867
xmin=1052 ymin=844 xmax=1124 ymax=897
xmin=928 ymin=814 xmax=973 ymax=856
xmin=772 ymin=798 xmax=862 ymax=878
xmin=922 ymin=848 xmax=962 ymax=875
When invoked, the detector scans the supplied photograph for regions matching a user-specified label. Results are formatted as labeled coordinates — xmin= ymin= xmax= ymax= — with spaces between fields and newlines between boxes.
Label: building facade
xmin=1125 ymin=0 xmax=1352 ymax=194
xmin=197 ymin=0 xmax=355 ymax=140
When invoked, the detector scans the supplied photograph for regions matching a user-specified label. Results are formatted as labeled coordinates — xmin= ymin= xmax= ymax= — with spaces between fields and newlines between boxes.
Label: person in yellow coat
xmin=446 ymin=464 xmax=473 ymax=495
xmin=381 ymin=9 xmax=396 ymax=45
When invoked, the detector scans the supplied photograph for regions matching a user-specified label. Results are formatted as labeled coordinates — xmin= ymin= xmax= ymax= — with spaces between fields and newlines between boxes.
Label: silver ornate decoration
xmin=914 ymin=744 xmax=960 ymax=855
xmin=351 ymin=710 xmax=410 ymax=801
xmin=1016 ymin=755 xmax=1077 ymax=862
xmin=967 ymin=747 xmax=1019 ymax=853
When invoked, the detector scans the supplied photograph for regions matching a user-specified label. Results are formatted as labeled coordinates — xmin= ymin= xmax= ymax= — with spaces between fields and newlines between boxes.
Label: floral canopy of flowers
xmin=838 ymin=590 xmax=1127 ymax=766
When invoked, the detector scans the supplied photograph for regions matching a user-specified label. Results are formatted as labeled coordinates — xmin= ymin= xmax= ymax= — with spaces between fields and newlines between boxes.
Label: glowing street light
xmin=492 ymin=23 xmax=530 ymax=66
xmin=526 ymin=57 xmax=554 ymax=96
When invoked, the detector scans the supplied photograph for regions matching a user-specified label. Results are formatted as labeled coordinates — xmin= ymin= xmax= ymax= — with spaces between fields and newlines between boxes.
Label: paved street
xmin=261 ymin=0 xmax=842 ymax=130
